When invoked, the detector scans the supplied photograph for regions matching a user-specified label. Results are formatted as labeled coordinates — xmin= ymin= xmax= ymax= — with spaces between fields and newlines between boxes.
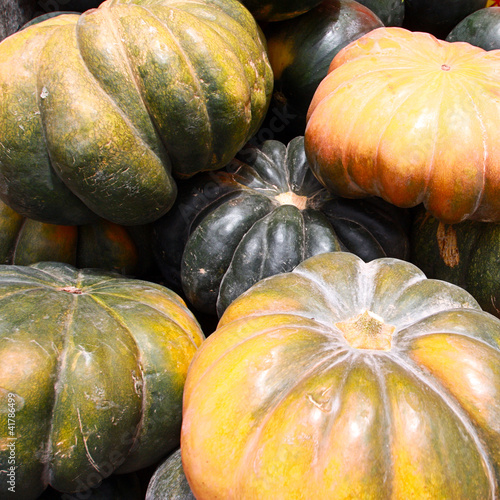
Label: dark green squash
xmin=0 ymin=199 xmax=155 ymax=277
xmin=0 ymin=262 xmax=204 ymax=499
xmin=153 ymin=137 xmax=411 ymax=317
xmin=446 ymin=7 xmax=500 ymax=49
xmin=402 ymin=0 xmax=487 ymax=38
xmin=262 ymin=0 xmax=383 ymax=141
xmin=0 ymin=0 xmax=272 ymax=226
xmin=411 ymin=206 xmax=500 ymax=318
xmin=145 ymin=449 xmax=195 ymax=500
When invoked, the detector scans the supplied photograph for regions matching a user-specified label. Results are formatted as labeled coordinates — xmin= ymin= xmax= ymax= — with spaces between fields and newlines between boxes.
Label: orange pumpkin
xmin=305 ymin=27 xmax=500 ymax=224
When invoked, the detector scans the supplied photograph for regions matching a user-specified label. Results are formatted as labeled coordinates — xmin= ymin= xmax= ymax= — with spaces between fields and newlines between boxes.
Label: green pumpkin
xmin=411 ymin=206 xmax=500 ymax=318
xmin=0 ymin=199 xmax=155 ymax=277
xmin=263 ymin=0 xmax=384 ymax=141
xmin=0 ymin=262 xmax=204 ymax=499
xmin=446 ymin=7 xmax=500 ymax=49
xmin=146 ymin=449 xmax=195 ymax=500
xmin=153 ymin=137 xmax=411 ymax=317
xmin=0 ymin=0 xmax=272 ymax=226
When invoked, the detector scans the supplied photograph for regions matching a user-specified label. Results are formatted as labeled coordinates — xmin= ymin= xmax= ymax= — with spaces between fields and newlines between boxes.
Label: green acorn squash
xmin=182 ymin=251 xmax=500 ymax=499
xmin=153 ymin=137 xmax=411 ymax=317
xmin=0 ymin=262 xmax=204 ymax=499
xmin=0 ymin=0 xmax=272 ymax=226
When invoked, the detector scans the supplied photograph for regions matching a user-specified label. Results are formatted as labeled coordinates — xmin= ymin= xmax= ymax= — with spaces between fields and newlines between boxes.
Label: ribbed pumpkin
xmin=238 ymin=0 xmax=322 ymax=20
xmin=153 ymin=137 xmax=411 ymax=317
xmin=0 ymin=262 xmax=204 ymax=499
xmin=182 ymin=251 xmax=500 ymax=499
xmin=146 ymin=449 xmax=195 ymax=500
xmin=264 ymin=0 xmax=383 ymax=139
xmin=411 ymin=206 xmax=500 ymax=318
xmin=0 ymin=199 xmax=154 ymax=277
xmin=0 ymin=0 xmax=272 ymax=226
xmin=305 ymin=26 xmax=500 ymax=224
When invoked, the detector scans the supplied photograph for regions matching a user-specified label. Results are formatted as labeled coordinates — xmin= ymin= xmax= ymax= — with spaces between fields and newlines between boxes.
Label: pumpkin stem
xmin=58 ymin=286 xmax=84 ymax=294
xmin=335 ymin=310 xmax=395 ymax=351
xmin=275 ymin=191 xmax=308 ymax=210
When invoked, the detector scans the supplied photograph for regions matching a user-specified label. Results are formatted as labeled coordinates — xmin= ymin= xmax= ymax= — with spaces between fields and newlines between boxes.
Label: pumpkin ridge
xmin=42 ymin=289 xmax=79 ymax=486
xmin=372 ymin=74 xmax=436 ymax=204
xmin=233 ymin=346 xmax=352 ymax=493
xmin=82 ymin=291 xmax=148 ymax=467
xmin=384 ymin=351 xmax=497 ymax=495
xmin=452 ymin=77 xmax=488 ymax=217
xmin=85 ymin=5 xmax=172 ymax=161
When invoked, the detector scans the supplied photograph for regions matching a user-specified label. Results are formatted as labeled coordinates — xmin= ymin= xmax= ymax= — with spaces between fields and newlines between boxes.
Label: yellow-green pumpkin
xmin=0 ymin=262 xmax=204 ymax=499
xmin=0 ymin=0 xmax=273 ymax=226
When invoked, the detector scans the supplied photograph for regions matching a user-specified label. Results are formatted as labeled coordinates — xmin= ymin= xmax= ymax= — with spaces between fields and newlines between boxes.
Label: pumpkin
xmin=0 ymin=198 xmax=155 ymax=277
xmin=0 ymin=0 xmax=273 ymax=226
xmin=410 ymin=206 xmax=500 ymax=318
xmin=238 ymin=0 xmax=322 ymax=21
xmin=181 ymin=251 xmax=500 ymax=499
xmin=264 ymin=0 xmax=383 ymax=139
xmin=447 ymin=7 xmax=500 ymax=49
xmin=153 ymin=137 xmax=411 ymax=317
xmin=305 ymin=26 xmax=500 ymax=225
xmin=0 ymin=262 xmax=204 ymax=499
xmin=145 ymin=449 xmax=195 ymax=500
xmin=403 ymin=0 xmax=486 ymax=38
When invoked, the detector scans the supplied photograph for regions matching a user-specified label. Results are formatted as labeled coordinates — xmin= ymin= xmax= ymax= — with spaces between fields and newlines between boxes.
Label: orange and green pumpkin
xmin=182 ymin=251 xmax=500 ymax=499
xmin=0 ymin=262 xmax=204 ymax=499
xmin=0 ymin=199 xmax=155 ymax=277
xmin=305 ymin=26 xmax=500 ymax=224
xmin=0 ymin=0 xmax=272 ymax=226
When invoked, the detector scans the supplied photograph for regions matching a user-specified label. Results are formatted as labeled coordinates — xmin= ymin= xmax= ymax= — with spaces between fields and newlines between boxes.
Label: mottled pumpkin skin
xmin=0 ymin=262 xmax=204 ymax=499
xmin=0 ymin=199 xmax=155 ymax=277
xmin=239 ymin=0 xmax=322 ymax=21
xmin=153 ymin=137 xmax=411 ymax=317
xmin=146 ymin=449 xmax=195 ymax=500
xmin=182 ymin=252 xmax=500 ymax=499
xmin=411 ymin=207 xmax=500 ymax=319
xmin=0 ymin=0 xmax=272 ymax=226
xmin=305 ymin=27 xmax=500 ymax=224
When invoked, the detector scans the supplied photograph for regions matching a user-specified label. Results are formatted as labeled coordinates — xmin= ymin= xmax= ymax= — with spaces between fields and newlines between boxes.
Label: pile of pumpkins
xmin=2 ymin=0 xmax=500 ymax=498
